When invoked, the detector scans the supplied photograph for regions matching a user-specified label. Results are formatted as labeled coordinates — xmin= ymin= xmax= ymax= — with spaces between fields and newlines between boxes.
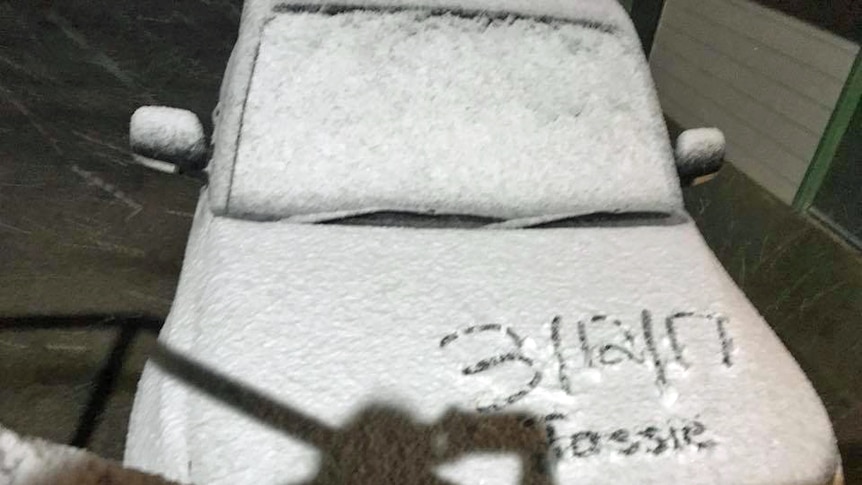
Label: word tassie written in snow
xmin=533 ymin=414 xmax=716 ymax=459
xmin=440 ymin=310 xmax=733 ymax=412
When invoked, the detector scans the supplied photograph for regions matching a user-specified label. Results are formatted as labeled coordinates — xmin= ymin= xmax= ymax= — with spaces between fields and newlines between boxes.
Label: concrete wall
xmin=649 ymin=0 xmax=859 ymax=203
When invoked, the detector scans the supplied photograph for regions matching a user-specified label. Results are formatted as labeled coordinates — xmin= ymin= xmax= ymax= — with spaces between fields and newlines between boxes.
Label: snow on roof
xmin=227 ymin=10 xmax=680 ymax=219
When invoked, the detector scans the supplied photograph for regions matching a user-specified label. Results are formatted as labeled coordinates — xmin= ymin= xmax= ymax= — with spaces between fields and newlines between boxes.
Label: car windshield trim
xmin=490 ymin=211 xmax=680 ymax=229
xmin=271 ymin=3 xmax=619 ymax=34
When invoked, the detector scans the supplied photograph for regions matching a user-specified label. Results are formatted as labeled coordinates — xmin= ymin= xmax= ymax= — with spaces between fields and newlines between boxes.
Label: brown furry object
xmin=0 ymin=426 xmax=178 ymax=485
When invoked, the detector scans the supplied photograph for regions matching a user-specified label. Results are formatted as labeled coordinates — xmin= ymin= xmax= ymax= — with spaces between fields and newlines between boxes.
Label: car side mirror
xmin=129 ymin=106 xmax=207 ymax=174
xmin=674 ymin=127 xmax=725 ymax=186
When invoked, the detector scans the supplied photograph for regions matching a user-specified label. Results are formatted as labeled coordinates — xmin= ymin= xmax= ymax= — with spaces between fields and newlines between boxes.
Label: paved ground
xmin=0 ymin=0 xmax=860 ymax=481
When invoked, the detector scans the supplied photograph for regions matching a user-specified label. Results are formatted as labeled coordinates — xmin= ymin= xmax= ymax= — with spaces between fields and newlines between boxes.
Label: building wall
xmin=649 ymin=0 xmax=859 ymax=203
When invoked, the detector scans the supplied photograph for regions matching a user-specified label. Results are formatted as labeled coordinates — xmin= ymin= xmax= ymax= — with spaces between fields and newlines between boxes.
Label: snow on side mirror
xmin=129 ymin=106 xmax=207 ymax=174
xmin=674 ymin=128 xmax=725 ymax=186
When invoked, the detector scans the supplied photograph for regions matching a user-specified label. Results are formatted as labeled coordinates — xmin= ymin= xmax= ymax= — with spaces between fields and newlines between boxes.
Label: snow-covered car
xmin=124 ymin=1 xmax=839 ymax=483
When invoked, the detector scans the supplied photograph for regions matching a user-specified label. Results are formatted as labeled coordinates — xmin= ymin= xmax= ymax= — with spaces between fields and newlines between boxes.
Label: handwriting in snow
xmin=440 ymin=310 xmax=733 ymax=413
xmin=535 ymin=414 xmax=716 ymax=459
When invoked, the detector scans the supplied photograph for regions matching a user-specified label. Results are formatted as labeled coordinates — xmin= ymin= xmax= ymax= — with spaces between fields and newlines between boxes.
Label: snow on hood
xmin=125 ymin=206 xmax=837 ymax=484
xmin=224 ymin=9 xmax=680 ymax=219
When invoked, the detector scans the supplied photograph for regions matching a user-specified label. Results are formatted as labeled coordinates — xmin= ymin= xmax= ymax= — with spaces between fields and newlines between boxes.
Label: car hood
xmin=126 ymin=202 xmax=838 ymax=485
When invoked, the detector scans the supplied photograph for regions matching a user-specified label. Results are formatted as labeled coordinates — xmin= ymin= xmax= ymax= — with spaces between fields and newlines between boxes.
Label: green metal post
xmin=793 ymin=49 xmax=862 ymax=211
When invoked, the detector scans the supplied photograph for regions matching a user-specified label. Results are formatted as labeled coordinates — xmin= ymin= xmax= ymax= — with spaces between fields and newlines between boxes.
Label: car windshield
xmin=228 ymin=7 xmax=681 ymax=223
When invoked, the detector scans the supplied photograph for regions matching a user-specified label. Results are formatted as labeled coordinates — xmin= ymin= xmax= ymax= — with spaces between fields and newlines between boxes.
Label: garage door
xmin=649 ymin=0 xmax=859 ymax=203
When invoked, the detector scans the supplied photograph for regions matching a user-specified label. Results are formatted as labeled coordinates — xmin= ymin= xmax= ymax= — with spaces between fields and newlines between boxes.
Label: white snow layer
xmin=226 ymin=11 xmax=680 ymax=219
xmin=130 ymin=106 xmax=206 ymax=162
xmin=206 ymin=0 xmax=647 ymax=214
xmin=125 ymin=200 xmax=838 ymax=484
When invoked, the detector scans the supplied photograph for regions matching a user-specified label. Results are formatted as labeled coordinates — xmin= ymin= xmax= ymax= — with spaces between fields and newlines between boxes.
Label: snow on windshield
xmin=229 ymin=10 xmax=680 ymax=219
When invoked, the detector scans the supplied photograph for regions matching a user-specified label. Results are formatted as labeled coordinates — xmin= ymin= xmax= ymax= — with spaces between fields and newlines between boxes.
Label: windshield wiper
xmin=482 ymin=211 xmax=676 ymax=229
xmin=305 ymin=210 xmax=677 ymax=229
xmin=317 ymin=210 xmax=504 ymax=229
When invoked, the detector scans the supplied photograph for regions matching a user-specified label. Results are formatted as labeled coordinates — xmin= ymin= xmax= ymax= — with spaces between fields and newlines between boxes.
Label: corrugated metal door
xmin=649 ymin=0 xmax=860 ymax=203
